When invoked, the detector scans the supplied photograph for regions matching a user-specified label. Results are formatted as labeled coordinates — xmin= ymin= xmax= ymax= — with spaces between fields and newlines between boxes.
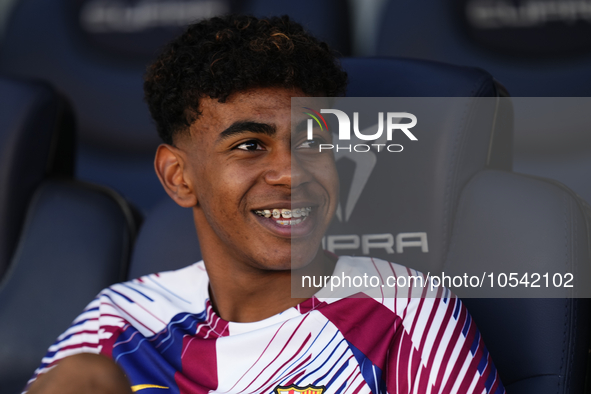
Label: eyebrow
xmin=293 ymin=119 xmax=309 ymax=134
xmin=217 ymin=121 xmax=276 ymax=141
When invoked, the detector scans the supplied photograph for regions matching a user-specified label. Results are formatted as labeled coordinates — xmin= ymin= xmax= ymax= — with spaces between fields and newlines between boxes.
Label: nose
xmin=263 ymin=145 xmax=307 ymax=189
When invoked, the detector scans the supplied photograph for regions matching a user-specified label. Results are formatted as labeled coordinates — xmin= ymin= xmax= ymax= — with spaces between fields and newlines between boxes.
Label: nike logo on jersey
xmin=131 ymin=384 xmax=169 ymax=392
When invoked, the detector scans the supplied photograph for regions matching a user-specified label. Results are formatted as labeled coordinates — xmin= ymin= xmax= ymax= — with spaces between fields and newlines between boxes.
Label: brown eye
xmin=236 ymin=140 xmax=263 ymax=151
xmin=297 ymin=139 xmax=317 ymax=149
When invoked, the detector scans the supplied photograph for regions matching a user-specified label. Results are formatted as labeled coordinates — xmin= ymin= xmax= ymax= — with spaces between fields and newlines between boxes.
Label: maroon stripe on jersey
xmin=125 ymin=294 xmax=167 ymax=325
xmin=340 ymin=366 xmax=360 ymax=393
xmin=409 ymin=297 xmax=427 ymax=342
xmin=342 ymin=371 xmax=362 ymax=394
xmin=52 ymin=342 xmax=100 ymax=353
xmin=457 ymin=333 xmax=487 ymax=393
xmin=441 ymin=315 xmax=478 ymax=394
xmin=410 ymin=335 xmax=423 ymax=391
xmin=100 ymin=325 xmax=124 ymax=358
xmin=386 ymin=263 xmax=398 ymax=314
xmin=404 ymin=267 xmax=413 ymax=320
xmin=287 ymin=353 xmax=312 ymax=378
xmin=351 ymin=379 xmax=367 ymax=394
xmin=460 ymin=332 xmax=492 ymax=392
xmin=283 ymin=370 xmax=306 ymax=387
xmin=488 ymin=363 xmax=501 ymax=394
xmin=470 ymin=363 xmax=488 ymax=394
xmin=388 ymin=328 xmax=420 ymax=394
xmin=370 ymin=258 xmax=385 ymax=302
xmin=100 ymin=300 xmax=156 ymax=334
xmin=319 ymin=297 xmax=400 ymax=373
xmin=389 ymin=329 xmax=407 ymax=393
xmin=177 ymin=303 xmax=231 ymax=394
xmin=227 ymin=320 xmax=292 ymax=393
xmin=471 ymin=352 xmax=497 ymax=394
xmin=416 ymin=297 xmax=457 ymax=394
xmin=258 ymin=333 xmax=312 ymax=394
xmin=433 ymin=300 xmax=467 ymax=390
xmin=417 ymin=298 xmax=443 ymax=354
xmin=298 ymin=297 xmax=328 ymax=314
xmin=151 ymin=327 xmax=171 ymax=347
xmin=177 ymin=333 xmax=219 ymax=394
xmin=242 ymin=314 xmax=311 ymax=393
xmin=98 ymin=313 xmax=123 ymax=319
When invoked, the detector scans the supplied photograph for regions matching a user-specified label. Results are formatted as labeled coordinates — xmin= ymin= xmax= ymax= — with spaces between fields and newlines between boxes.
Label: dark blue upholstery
xmin=129 ymin=197 xmax=201 ymax=279
xmin=0 ymin=0 xmax=237 ymax=212
xmin=0 ymin=77 xmax=74 ymax=279
xmin=376 ymin=1 xmax=591 ymax=97
xmin=0 ymin=0 xmax=349 ymax=212
xmin=375 ymin=0 xmax=591 ymax=205
xmin=241 ymin=0 xmax=351 ymax=56
xmin=332 ymin=57 xmax=512 ymax=272
xmin=0 ymin=76 xmax=140 ymax=394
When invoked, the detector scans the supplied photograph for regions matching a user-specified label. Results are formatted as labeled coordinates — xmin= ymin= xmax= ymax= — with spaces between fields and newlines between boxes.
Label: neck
xmin=203 ymin=247 xmax=335 ymax=323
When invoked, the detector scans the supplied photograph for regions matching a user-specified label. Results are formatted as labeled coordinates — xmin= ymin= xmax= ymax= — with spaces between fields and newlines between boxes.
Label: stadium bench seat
xmin=0 ymin=76 xmax=140 ymax=394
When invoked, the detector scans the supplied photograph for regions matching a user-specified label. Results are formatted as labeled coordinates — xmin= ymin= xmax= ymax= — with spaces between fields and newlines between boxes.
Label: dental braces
xmin=254 ymin=207 xmax=312 ymax=219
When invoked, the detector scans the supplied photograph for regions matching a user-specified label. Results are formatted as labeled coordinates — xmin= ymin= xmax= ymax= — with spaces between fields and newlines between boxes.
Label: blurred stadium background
xmin=0 ymin=0 xmax=589 ymax=214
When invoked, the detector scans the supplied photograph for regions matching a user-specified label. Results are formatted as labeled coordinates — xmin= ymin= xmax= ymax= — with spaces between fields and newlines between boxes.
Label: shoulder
xmin=313 ymin=257 xmax=501 ymax=392
xmin=315 ymin=255 xmax=473 ymax=349
xmin=95 ymin=261 xmax=209 ymax=333
xmin=314 ymin=256 xmax=461 ymax=329
xmin=316 ymin=255 xmax=445 ymax=299
xmin=112 ymin=260 xmax=208 ymax=303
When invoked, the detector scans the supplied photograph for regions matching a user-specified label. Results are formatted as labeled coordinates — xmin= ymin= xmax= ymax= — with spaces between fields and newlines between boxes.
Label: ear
xmin=154 ymin=144 xmax=198 ymax=208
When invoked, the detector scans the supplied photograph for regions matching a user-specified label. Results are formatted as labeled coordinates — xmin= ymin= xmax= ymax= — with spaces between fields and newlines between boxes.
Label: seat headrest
xmin=342 ymin=57 xmax=499 ymax=97
xmin=0 ymin=0 xmax=163 ymax=151
xmin=128 ymin=198 xmax=201 ymax=279
xmin=457 ymin=0 xmax=591 ymax=59
xmin=244 ymin=0 xmax=351 ymax=56
xmin=323 ymin=58 xmax=512 ymax=273
xmin=376 ymin=0 xmax=591 ymax=97
xmin=74 ymin=0 xmax=233 ymax=61
xmin=0 ymin=76 xmax=75 ymax=278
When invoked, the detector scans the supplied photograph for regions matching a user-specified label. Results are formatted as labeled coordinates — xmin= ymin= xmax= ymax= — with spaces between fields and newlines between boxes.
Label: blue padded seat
xmin=0 ymin=76 xmax=140 ymax=393
xmin=375 ymin=0 xmax=591 ymax=205
xmin=0 ymin=0 xmax=238 ymax=212
xmin=0 ymin=77 xmax=74 ymax=279
xmin=0 ymin=0 xmax=349 ymax=212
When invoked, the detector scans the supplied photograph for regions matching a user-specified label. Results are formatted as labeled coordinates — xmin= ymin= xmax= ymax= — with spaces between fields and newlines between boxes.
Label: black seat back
xmin=0 ymin=77 xmax=74 ymax=279
xmin=375 ymin=0 xmax=591 ymax=205
xmin=0 ymin=77 xmax=140 ymax=394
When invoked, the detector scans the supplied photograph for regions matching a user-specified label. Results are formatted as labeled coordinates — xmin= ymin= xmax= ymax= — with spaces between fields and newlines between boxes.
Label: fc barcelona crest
xmin=274 ymin=384 xmax=326 ymax=394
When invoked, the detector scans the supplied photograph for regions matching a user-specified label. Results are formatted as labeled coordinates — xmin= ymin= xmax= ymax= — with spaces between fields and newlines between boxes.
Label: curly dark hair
xmin=144 ymin=14 xmax=348 ymax=144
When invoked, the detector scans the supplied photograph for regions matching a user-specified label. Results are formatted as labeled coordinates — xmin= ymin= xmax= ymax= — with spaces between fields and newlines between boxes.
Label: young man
xmin=27 ymin=15 xmax=503 ymax=394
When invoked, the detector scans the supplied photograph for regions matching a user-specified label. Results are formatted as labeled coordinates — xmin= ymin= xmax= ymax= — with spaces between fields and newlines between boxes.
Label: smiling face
xmin=158 ymin=87 xmax=338 ymax=274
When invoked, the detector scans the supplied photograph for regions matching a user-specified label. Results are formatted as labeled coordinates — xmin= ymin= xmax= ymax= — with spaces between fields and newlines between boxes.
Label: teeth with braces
xmin=254 ymin=207 xmax=312 ymax=219
xmin=276 ymin=219 xmax=304 ymax=226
